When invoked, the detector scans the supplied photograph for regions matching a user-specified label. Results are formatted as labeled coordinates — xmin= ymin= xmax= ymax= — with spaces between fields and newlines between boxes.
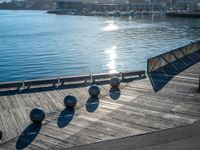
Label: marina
xmin=47 ymin=0 xmax=200 ymax=18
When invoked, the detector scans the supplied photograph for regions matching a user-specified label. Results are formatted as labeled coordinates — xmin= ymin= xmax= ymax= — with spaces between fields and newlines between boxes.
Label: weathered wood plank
xmin=0 ymin=57 xmax=200 ymax=150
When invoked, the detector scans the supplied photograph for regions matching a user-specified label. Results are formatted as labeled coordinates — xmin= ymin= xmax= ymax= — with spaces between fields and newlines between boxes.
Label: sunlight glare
xmin=103 ymin=20 xmax=119 ymax=31
xmin=105 ymin=46 xmax=118 ymax=73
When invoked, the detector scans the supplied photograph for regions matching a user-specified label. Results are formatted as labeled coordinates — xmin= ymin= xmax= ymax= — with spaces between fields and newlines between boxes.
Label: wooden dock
xmin=0 ymin=41 xmax=200 ymax=149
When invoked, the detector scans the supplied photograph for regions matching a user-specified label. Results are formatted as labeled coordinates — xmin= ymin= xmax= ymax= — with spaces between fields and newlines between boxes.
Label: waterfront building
xmin=169 ymin=0 xmax=200 ymax=12
xmin=128 ymin=0 xmax=166 ymax=11
xmin=55 ymin=0 xmax=130 ymax=12
xmin=55 ymin=0 xmax=82 ymax=11
xmin=53 ymin=0 xmax=200 ymax=14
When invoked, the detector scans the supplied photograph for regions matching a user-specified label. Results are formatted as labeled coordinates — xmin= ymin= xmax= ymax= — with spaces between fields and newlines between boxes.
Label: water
xmin=0 ymin=10 xmax=200 ymax=82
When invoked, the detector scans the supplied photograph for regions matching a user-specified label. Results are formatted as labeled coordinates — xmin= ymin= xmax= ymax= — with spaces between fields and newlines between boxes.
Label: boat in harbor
xmin=112 ymin=11 xmax=121 ymax=17
xmin=128 ymin=10 xmax=136 ymax=17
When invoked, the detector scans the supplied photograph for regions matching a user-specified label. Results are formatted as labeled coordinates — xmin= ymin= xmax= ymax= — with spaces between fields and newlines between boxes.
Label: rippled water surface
xmin=0 ymin=10 xmax=200 ymax=82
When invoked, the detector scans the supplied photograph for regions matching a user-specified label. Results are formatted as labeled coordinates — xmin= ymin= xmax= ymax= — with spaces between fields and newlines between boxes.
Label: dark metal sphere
xmin=64 ymin=95 xmax=77 ymax=107
xmin=30 ymin=108 xmax=45 ymax=123
xmin=110 ymin=76 xmax=121 ymax=88
xmin=88 ymin=84 xmax=100 ymax=97
xmin=0 ymin=130 xmax=2 ymax=140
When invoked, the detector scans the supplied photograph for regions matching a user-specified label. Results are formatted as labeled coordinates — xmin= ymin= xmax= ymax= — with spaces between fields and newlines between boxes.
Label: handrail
xmin=147 ymin=41 xmax=200 ymax=73
xmin=0 ymin=70 xmax=145 ymax=89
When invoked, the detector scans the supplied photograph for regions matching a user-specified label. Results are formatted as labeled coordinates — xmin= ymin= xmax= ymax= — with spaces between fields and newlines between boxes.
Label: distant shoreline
xmin=0 ymin=8 xmax=47 ymax=11
xmin=166 ymin=12 xmax=200 ymax=18
xmin=0 ymin=0 xmax=54 ymax=11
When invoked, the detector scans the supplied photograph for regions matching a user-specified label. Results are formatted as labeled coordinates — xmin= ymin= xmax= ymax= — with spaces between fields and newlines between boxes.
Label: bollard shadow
xmin=16 ymin=122 xmax=42 ymax=150
xmin=148 ymin=51 xmax=200 ymax=92
xmin=109 ymin=87 xmax=121 ymax=100
xmin=86 ymin=97 xmax=99 ymax=113
xmin=57 ymin=107 xmax=75 ymax=128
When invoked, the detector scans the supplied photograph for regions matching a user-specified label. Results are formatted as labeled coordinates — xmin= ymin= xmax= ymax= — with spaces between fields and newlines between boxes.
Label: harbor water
xmin=0 ymin=10 xmax=200 ymax=82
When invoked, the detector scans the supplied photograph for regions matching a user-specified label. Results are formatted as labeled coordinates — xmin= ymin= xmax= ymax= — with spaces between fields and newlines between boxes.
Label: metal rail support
xmin=90 ymin=74 xmax=93 ymax=84
xmin=120 ymin=72 xmax=123 ymax=80
xmin=57 ymin=77 xmax=60 ymax=86
xmin=22 ymin=80 xmax=25 ymax=89
xmin=198 ymin=75 xmax=200 ymax=92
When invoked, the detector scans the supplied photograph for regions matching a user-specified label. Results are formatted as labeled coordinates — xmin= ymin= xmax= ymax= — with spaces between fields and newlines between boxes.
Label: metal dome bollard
xmin=110 ymin=76 xmax=121 ymax=88
xmin=64 ymin=95 xmax=77 ymax=107
xmin=30 ymin=108 xmax=45 ymax=123
xmin=88 ymin=84 xmax=100 ymax=97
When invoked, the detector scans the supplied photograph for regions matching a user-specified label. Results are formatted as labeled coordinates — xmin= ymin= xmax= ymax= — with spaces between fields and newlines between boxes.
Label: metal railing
xmin=0 ymin=70 xmax=145 ymax=89
xmin=147 ymin=41 xmax=200 ymax=73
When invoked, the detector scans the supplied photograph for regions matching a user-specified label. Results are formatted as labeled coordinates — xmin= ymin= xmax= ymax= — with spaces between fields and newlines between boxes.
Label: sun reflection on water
xmin=105 ymin=46 xmax=118 ymax=73
xmin=103 ymin=20 xmax=118 ymax=31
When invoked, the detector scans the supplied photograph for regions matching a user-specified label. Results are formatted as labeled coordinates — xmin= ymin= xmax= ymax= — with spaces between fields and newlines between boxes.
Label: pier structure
xmin=0 ymin=41 xmax=200 ymax=149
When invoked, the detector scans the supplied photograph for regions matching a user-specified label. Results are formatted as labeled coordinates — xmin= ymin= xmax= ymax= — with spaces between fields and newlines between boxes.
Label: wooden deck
xmin=0 ymin=54 xmax=200 ymax=149
xmin=0 ymin=40 xmax=200 ymax=150
xmin=66 ymin=120 xmax=200 ymax=150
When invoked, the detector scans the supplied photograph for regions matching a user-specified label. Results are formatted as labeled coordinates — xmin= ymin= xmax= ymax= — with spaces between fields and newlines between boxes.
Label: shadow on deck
xmin=148 ymin=51 xmax=200 ymax=92
xmin=57 ymin=107 xmax=75 ymax=128
xmin=86 ymin=97 xmax=100 ymax=113
xmin=16 ymin=123 xmax=42 ymax=150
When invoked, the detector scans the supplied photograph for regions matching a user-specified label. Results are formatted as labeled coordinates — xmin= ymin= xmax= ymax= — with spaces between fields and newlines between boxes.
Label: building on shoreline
xmin=169 ymin=0 xmax=200 ymax=12
xmin=54 ymin=0 xmax=130 ymax=13
xmin=129 ymin=0 xmax=166 ymax=11
xmin=52 ymin=0 xmax=200 ymax=15
xmin=54 ymin=0 xmax=168 ymax=13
